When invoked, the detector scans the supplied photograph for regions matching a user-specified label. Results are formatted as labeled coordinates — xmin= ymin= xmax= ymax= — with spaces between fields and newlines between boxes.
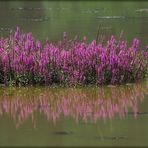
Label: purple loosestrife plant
xmin=0 ymin=27 xmax=147 ymax=86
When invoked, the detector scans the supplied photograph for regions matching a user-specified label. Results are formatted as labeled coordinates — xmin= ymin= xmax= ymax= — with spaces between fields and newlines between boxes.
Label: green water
xmin=0 ymin=0 xmax=148 ymax=147
xmin=0 ymin=1 xmax=148 ymax=45
xmin=0 ymin=81 xmax=147 ymax=146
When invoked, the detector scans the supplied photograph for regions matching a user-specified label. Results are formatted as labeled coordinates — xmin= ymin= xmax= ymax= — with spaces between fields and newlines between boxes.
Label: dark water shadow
xmin=95 ymin=136 xmax=128 ymax=141
xmin=52 ymin=131 xmax=74 ymax=135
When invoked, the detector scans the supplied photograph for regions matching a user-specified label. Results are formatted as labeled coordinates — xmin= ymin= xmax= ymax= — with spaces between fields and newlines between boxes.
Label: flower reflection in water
xmin=0 ymin=82 xmax=147 ymax=128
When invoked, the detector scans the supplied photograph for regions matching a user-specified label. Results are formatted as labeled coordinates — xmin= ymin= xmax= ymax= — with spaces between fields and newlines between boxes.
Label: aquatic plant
xmin=0 ymin=27 xmax=147 ymax=86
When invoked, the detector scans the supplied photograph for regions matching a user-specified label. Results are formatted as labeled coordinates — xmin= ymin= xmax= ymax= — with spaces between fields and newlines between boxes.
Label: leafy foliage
xmin=0 ymin=27 xmax=147 ymax=86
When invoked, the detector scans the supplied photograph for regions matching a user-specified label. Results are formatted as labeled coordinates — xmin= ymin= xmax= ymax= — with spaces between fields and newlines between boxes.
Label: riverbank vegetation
xmin=0 ymin=27 xmax=147 ymax=86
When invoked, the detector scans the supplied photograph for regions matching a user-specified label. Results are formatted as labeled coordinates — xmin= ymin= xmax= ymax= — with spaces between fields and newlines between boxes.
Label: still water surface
xmin=0 ymin=81 xmax=147 ymax=146
xmin=0 ymin=1 xmax=148 ymax=147
xmin=0 ymin=1 xmax=148 ymax=45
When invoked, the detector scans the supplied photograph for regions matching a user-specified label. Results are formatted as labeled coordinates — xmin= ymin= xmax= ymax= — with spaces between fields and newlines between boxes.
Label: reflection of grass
xmin=0 ymin=80 xmax=147 ymax=99
xmin=0 ymin=81 xmax=147 ymax=127
xmin=0 ymin=27 xmax=147 ymax=86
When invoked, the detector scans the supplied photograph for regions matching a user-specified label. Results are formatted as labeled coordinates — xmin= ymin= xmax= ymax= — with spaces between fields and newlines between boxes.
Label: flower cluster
xmin=0 ymin=27 xmax=147 ymax=86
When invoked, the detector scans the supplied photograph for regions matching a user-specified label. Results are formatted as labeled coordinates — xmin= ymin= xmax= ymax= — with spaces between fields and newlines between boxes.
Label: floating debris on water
xmin=11 ymin=7 xmax=70 ymax=11
xmin=0 ymin=27 xmax=12 ymax=32
xmin=107 ymin=85 xmax=117 ymax=88
xmin=126 ymin=83 xmax=133 ymax=86
xmin=97 ymin=16 xmax=126 ymax=19
xmin=11 ymin=7 xmax=47 ymax=11
xmin=20 ymin=17 xmax=50 ymax=22
xmin=81 ymin=8 xmax=106 ymax=13
xmin=135 ymin=8 xmax=148 ymax=13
